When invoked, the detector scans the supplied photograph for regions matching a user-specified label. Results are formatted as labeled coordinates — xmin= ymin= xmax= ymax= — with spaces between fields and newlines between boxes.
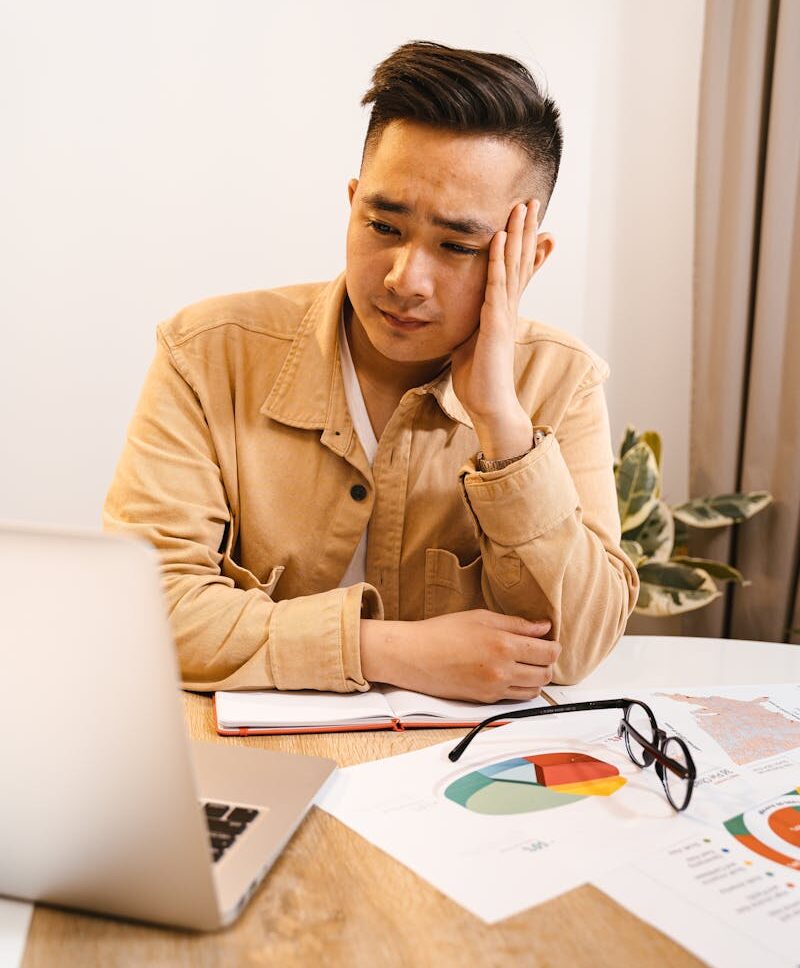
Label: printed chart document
xmin=214 ymin=687 xmax=548 ymax=735
xmin=559 ymin=684 xmax=800 ymax=968
xmin=0 ymin=898 xmax=32 ymax=968
xmin=549 ymin=684 xmax=800 ymax=808
xmin=318 ymin=682 xmax=800 ymax=941
xmin=318 ymin=706 xmax=699 ymax=922
xmin=595 ymin=819 xmax=800 ymax=968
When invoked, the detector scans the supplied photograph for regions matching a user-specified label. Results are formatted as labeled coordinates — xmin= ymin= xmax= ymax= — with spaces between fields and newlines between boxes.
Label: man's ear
xmin=532 ymin=233 xmax=555 ymax=275
xmin=347 ymin=178 xmax=359 ymax=206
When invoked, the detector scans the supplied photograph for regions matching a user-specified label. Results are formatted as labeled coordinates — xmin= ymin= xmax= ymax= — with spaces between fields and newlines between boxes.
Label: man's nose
xmin=384 ymin=245 xmax=434 ymax=301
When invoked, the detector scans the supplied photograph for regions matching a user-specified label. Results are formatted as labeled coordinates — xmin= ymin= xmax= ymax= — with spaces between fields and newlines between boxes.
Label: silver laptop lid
xmin=0 ymin=525 xmax=220 ymax=929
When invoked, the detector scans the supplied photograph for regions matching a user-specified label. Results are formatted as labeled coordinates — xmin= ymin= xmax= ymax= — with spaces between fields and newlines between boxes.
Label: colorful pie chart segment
xmin=725 ymin=786 xmax=800 ymax=870
xmin=444 ymin=751 xmax=627 ymax=815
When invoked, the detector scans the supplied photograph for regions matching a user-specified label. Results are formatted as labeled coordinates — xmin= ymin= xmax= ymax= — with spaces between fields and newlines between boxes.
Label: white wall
xmin=0 ymin=0 xmax=703 ymax=527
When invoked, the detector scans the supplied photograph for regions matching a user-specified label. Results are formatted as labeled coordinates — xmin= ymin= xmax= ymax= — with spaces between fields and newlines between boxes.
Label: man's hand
xmin=360 ymin=609 xmax=559 ymax=703
xmin=450 ymin=200 xmax=542 ymax=460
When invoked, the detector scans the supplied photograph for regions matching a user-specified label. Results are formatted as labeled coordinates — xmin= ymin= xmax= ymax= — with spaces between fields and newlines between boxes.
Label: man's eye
xmin=367 ymin=220 xmax=397 ymax=236
xmin=443 ymin=243 xmax=480 ymax=257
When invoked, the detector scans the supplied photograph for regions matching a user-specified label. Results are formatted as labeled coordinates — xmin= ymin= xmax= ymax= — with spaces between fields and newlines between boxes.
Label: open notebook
xmin=214 ymin=687 xmax=549 ymax=736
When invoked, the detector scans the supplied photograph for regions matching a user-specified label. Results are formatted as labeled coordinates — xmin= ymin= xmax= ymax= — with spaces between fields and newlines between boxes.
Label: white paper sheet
xmin=318 ymin=707 xmax=699 ymax=922
xmin=544 ymin=684 xmax=800 ymax=796
xmin=318 ymin=684 xmax=800 ymax=926
xmin=595 ymin=816 xmax=800 ymax=968
xmin=582 ymin=685 xmax=800 ymax=967
xmin=0 ymin=899 xmax=32 ymax=968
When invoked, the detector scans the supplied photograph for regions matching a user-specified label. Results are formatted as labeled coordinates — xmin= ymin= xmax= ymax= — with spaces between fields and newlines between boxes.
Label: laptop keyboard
xmin=202 ymin=801 xmax=260 ymax=863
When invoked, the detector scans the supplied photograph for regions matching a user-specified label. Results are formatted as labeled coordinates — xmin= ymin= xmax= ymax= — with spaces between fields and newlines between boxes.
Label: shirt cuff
xmin=459 ymin=431 xmax=579 ymax=547
xmin=267 ymin=582 xmax=383 ymax=692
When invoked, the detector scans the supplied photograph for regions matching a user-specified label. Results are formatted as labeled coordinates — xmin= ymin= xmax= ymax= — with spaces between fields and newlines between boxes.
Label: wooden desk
xmin=21 ymin=691 xmax=703 ymax=968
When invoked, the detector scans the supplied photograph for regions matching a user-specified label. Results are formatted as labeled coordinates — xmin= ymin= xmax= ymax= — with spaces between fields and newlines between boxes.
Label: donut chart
xmin=444 ymin=751 xmax=627 ymax=815
xmin=724 ymin=786 xmax=800 ymax=870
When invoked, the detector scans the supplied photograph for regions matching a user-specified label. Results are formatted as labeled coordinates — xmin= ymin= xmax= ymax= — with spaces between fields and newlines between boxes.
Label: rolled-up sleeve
xmin=103 ymin=336 xmax=382 ymax=693
xmin=459 ymin=377 xmax=639 ymax=684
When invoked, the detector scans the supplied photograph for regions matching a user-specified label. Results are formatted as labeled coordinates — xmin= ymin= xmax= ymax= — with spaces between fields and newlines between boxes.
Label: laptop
xmin=0 ymin=524 xmax=335 ymax=930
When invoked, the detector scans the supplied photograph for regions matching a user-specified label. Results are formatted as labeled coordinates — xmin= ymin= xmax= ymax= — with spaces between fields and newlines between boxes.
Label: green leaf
xmin=639 ymin=431 xmax=662 ymax=473
xmin=673 ymin=518 xmax=690 ymax=557
xmin=621 ymin=539 xmax=646 ymax=567
xmin=615 ymin=441 xmax=660 ymax=532
xmin=672 ymin=491 xmax=773 ymax=528
xmin=670 ymin=556 xmax=749 ymax=586
xmin=619 ymin=425 xmax=638 ymax=462
xmin=623 ymin=500 xmax=674 ymax=562
xmin=635 ymin=561 xmax=722 ymax=617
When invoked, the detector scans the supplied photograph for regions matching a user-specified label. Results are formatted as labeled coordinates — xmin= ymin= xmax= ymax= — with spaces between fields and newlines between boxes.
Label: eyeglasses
xmin=448 ymin=698 xmax=697 ymax=812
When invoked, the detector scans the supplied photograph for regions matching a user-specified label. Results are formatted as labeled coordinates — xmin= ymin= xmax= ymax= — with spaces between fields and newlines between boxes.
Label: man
xmin=104 ymin=41 xmax=638 ymax=702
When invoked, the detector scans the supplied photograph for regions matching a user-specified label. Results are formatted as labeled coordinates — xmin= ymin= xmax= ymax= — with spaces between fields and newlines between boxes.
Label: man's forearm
xmin=359 ymin=618 xmax=411 ymax=685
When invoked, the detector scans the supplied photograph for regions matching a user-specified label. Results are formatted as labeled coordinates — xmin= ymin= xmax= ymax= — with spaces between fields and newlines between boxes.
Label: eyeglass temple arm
xmin=447 ymin=698 xmax=633 ymax=762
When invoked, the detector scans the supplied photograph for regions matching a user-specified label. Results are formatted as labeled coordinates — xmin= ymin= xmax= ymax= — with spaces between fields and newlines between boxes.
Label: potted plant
xmin=615 ymin=427 xmax=772 ymax=617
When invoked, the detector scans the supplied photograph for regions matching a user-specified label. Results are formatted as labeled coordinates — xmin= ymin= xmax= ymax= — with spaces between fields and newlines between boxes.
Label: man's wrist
xmin=360 ymin=618 xmax=408 ymax=684
xmin=472 ymin=406 xmax=533 ymax=462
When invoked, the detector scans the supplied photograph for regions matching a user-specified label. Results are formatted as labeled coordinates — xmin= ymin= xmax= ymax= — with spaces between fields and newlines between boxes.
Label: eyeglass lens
xmin=661 ymin=736 xmax=692 ymax=811
xmin=623 ymin=702 xmax=656 ymax=767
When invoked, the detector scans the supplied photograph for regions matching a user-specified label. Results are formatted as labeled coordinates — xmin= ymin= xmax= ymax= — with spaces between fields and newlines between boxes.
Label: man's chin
xmin=372 ymin=340 xmax=444 ymax=366
xmin=367 ymin=324 xmax=449 ymax=363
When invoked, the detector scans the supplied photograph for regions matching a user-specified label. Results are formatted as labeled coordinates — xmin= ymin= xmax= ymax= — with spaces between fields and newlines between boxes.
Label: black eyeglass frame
xmin=447 ymin=697 xmax=697 ymax=812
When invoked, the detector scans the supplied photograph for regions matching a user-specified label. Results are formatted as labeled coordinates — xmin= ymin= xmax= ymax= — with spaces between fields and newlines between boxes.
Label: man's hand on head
xmin=450 ymin=199 xmax=542 ymax=461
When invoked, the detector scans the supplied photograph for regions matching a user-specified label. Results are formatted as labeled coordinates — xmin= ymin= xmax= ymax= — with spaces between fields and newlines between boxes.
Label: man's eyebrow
xmin=361 ymin=192 xmax=495 ymax=237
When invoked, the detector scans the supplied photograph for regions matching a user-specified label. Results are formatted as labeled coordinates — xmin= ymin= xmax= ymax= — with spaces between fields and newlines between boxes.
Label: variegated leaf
xmin=672 ymin=491 xmax=773 ymax=528
xmin=623 ymin=500 xmax=674 ymax=562
xmin=639 ymin=431 xmax=662 ymax=475
xmin=670 ymin=556 xmax=749 ymax=586
xmin=619 ymin=425 xmax=638 ymax=462
xmin=616 ymin=441 xmax=660 ymax=532
xmin=672 ymin=518 xmax=690 ymax=557
xmin=621 ymin=539 xmax=646 ymax=567
xmin=634 ymin=561 xmax=722 ymax=617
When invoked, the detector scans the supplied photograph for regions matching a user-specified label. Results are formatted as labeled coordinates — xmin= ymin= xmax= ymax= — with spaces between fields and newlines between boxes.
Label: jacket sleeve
xmin=103 ymin=336 xmax=382 ymax=693
xmin=459 ymin=374 xmax=639 ymax=684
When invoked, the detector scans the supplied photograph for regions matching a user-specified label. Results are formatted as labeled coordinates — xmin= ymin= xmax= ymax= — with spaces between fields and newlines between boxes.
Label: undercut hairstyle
xmin=360 ymin=41 xmax=563 ymax=216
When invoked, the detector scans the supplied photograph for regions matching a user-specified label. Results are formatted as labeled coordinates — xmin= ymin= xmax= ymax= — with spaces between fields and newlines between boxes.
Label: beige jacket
xmin=104 ymin=274 xmax=638 ymax=692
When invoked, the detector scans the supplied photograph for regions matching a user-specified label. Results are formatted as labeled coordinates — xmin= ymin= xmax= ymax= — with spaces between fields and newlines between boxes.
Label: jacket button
xmin=350 ymin=484 xmax=368 ymax=501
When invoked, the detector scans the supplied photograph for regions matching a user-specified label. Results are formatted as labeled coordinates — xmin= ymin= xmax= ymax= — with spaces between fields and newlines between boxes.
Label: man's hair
xmin=360 ymin=41 xmax=563 ymax=216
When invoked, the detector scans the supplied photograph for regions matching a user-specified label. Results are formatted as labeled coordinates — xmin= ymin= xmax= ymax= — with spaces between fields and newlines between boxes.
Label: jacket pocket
xmin=423 ymin=548 xmax=485 ymax=619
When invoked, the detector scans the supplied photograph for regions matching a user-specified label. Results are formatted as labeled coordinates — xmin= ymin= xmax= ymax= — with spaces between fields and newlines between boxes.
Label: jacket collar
xmin=424 ymin=369 xmax=474 ymax=429
xmin=259 ymin=273 xmax=474 ymax=441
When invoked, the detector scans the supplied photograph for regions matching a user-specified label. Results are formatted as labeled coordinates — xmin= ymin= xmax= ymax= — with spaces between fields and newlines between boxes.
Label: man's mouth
xmin=379 ymin=308 xmax=430 ymax=331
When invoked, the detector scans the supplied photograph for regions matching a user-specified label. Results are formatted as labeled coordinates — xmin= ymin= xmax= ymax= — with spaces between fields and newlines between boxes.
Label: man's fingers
xmin=509 ymin=661 xmax=553 ymax=688
xmin=486 ymin=230 xmax=508 ymax=301
xmin=507 ymin=633 xmax=561 ymax=668
xmin=505 ymin=685 xmax=544 ymax=700
xmin=519 ymin=199 xmax=540 ymax=285
xmin=504 ymin=203 xmax=526 ymax=295
xmin=482 ymin=610 xmax=551 ymax=637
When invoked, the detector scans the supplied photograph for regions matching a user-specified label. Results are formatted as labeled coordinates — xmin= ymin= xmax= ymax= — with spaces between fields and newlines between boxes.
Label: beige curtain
xmin=686 ymin=0 xmax=800 ymax=643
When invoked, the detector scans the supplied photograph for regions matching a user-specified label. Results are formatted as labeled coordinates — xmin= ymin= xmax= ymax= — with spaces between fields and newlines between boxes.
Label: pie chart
xmin=444 ymin=751 xmax=627 ymax=815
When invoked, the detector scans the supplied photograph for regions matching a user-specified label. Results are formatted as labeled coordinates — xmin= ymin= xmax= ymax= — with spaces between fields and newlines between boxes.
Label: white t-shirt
xmin=337 ymin=313 xmax=378 ymax=587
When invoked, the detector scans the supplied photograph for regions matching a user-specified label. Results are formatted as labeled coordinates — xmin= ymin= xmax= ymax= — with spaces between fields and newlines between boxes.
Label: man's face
xmin=345 ymin=120 xmax=544 ymax=365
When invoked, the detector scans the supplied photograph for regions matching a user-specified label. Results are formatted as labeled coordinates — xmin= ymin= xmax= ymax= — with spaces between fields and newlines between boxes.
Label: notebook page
xmin=215 ymin=688 xmax=393 ymax=729
xmin=383 ymin=688 xmax=549 ymax=722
